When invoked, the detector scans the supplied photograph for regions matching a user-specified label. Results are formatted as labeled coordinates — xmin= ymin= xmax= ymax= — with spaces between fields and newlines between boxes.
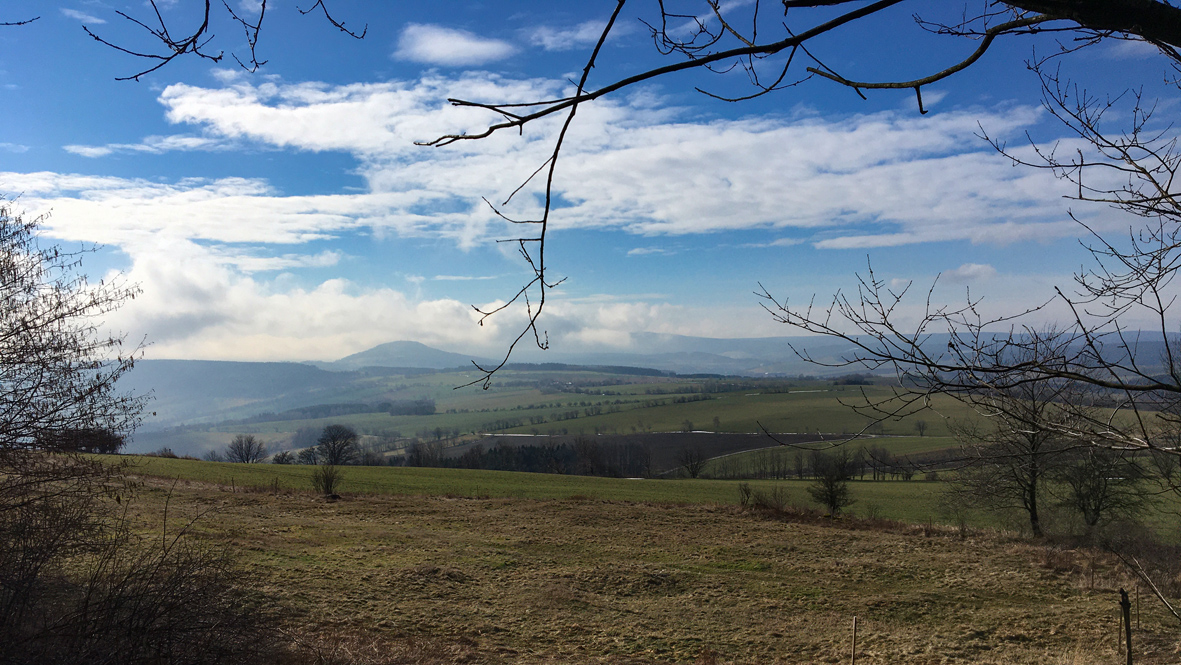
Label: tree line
xmin=402 ymin=437 xmax=655 ymax=478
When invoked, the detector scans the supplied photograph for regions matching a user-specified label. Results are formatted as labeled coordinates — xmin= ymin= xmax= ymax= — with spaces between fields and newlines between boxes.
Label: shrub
xmin=312 ymin=464 xmax=344 ymax=497
xmin=737 ymin=482 xmax=753 ymax=507
xmin=752 ymin=485 xmax=789 ymax=512
xmin=807 ymin=449 xmax=856 ymax=516
xmin=0 ymin=451 xmax=279 ymax=664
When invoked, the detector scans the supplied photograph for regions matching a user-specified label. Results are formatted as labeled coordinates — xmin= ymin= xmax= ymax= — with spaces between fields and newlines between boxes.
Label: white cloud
xmin=943 ymin=262 xmax=998 ymax=283
xmin=627 ymin=247 xmax=671 ymax=256
xmin=527 ymin=21 xmax=608 ymax=51
xmin=7 ymin=73 xmax=1135 ymax=360
xmin=61 ymin=145 xmax=113 ymax=158
xmin=0 ymin=170 xmax=503 ymax=250
xmin=1103 ymin=39 xmax=1161 ymax=60
xmin=394 ymin=24 xmax=516 ymax=66
xmin=60 ymin=8 xmax=105 ymax=23
xmin=0 ymin=143 xmax=28 ymax=154
xmin=433 ymin=274 xmax=498 ymax=281
xmin=64 ymin=135 xmax=227 ymax=158
xmin=105 ymin=239 xmax=490 ymax=360
xmin=97 ymin=238 xmax=781 ymax=361
xmin=143 ymin=75 xmax=1097 ymax=250
xmin=211 ymin=248 xmax=344 ymax=273
xmin=741 ymin=237 xmax=806 ymax=248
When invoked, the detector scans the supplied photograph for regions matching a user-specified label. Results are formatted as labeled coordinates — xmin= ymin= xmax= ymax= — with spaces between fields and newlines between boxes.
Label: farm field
xmin=138 ymin=366 xmax=982 ymax=461
xmin=228 ymin=384 xmax=973 ymax=441
xmin=124 ymin=456 xmax=1181 ymax=537
xmin=127 ymin=456 xmax=948 ymax=524
xmin=122 ymin=472 xmax=1181 ymax=664
xmin=704 ymin=436 xmax=957 ymax=478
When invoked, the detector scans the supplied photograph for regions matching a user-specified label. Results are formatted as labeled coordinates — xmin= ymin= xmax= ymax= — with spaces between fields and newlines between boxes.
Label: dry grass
xmin=124 ymin=476 xmax=1181 ymax=664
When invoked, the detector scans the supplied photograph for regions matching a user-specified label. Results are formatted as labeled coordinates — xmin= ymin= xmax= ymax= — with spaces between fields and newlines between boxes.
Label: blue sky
xmin=0 ymin=1 xmax=1172 ymax=361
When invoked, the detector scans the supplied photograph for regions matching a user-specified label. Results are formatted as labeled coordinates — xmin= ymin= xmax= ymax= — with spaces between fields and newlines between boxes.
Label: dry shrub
xmin=751 ymin=486 xmax=788 ymax=512
xmin=0 ymin=451 xmax=281 ymax=665
xmin=736 ymin=482 xmax=752 ymax=507
xmin=311 ymin=464 xmax=344 ymax=497
xmin=1039 ymin=546 xmax=1079 ymax=574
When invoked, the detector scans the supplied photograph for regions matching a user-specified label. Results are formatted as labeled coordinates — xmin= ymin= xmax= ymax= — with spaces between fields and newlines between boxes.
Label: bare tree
xmin=914 ymin=420 xmax=928 ymax=437
xmin=678 ymin=445 xmax=707 ymax=479
xmin=35 ymin=427 xmax=125 ymax=454
xmin=947 ymin=408 xmax=1069 ymax=537
xmin=317 ymin=424 xmax=359 ymax=466
xmin=1053 ymin=446 xmax=1149 ymax=537
xmin=0 ymin=206 xmax=143 ymax=450
xmin=224 ymin=434 xmax=267 ymax=463
xmin=296 ymin=446 xmax=319 ymax=465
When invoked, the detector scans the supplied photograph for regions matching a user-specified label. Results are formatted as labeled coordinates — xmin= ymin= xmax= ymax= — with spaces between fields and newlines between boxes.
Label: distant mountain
xmin=309 ymin=335 xmax=861 ymax=376
xmin=316 ymin=340 xmax=489 ymax=371
xmin=506 ymin=333 xmax=869 ymax=376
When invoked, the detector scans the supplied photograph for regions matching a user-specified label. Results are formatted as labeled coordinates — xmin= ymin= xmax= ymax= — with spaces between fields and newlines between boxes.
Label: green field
xmin=140 ymin=368 xmax=985 ymax=462
xmin=128 ymin=455 xmax=942 ymax=520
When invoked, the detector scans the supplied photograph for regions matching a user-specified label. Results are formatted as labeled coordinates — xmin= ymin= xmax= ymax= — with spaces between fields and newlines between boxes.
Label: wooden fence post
xmin=850 ymin=616 xmax=857 ymax=665
xmin=1120 ymin=588 xmax=1132 ymax=665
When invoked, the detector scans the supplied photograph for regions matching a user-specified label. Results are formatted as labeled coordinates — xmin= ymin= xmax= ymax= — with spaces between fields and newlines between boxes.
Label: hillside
xmin=120 ymin=360 xmax=360 ymax=428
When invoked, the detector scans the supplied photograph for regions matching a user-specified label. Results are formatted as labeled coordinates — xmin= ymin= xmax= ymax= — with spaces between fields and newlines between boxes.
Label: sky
xmin=0 ymin=1 xmax=1173 ymax=362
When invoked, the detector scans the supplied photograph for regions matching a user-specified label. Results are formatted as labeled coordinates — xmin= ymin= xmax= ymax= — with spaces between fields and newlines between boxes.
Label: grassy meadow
xmin=118 ymin=467 xmax=1181 ymax=664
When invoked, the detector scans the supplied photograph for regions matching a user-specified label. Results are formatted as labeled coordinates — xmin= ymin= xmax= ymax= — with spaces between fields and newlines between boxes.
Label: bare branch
xmin=297 ymin=0 xmax=367 ymax=39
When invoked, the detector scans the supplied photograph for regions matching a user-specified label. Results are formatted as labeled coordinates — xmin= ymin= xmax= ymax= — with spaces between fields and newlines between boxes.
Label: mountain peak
xmin=331 ymin=340 xmax=484 ymax=371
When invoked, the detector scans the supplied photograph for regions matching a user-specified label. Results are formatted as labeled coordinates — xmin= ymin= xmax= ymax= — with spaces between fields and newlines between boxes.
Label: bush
xmin=752 ymin=485 xmax=789 ymax=512
xmin=0 ymin=451 xmax=279 ymax=664
xmin=807 ymin=449 xmax=856 ymax=516
xmin=271 ymin=450 xmax=294 ymax=464
xmin=737 ymin=482 xmax=753 ymax=507
xmin=312 ymin=464 xmax=344 ymax=497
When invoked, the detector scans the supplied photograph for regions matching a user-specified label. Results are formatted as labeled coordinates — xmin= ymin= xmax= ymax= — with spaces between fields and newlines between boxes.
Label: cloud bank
xmin=9 ymin=72 xmax=1105 ymax=359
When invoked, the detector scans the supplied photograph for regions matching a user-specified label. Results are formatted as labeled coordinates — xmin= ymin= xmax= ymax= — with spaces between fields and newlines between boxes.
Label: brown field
xmin=128 ymin=475 xmax=1181 ymax=664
